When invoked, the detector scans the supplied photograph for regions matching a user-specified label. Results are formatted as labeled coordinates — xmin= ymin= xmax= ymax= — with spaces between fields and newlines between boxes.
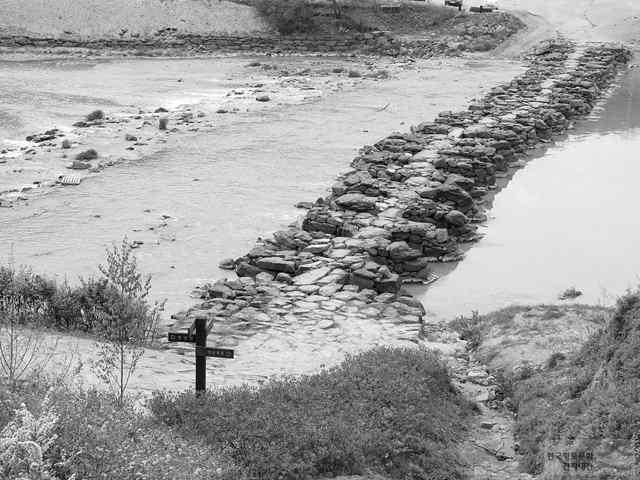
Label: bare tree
xmin=0 ymin=274 xmax=47 ymax=391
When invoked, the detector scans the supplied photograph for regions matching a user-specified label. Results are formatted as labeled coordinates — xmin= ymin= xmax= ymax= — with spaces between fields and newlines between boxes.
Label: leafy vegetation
xmin=0 ymin=346 xmax=476 ymax=479
xmin=0 ymin=272 xmax=49 ymax=389
xmin=1 ymin=240 xmax=163 ymax=404
xmin=0 ymin=385 xmax=239 ymax=480
xmin=0 ymin=242 xmax=159 ymax=337
xmin=247 ymin=0 xmax=456 ymax=36
xmin=253 ymin=0 xmax=317 ymax=35
xmin=150 ymin=347 xmax=475 ymax=480
xmin=90 ymin=240 xmax=163 ymax=405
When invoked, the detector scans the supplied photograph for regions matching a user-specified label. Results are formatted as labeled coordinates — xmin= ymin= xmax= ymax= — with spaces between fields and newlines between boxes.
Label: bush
xmin=150 ymin=347 xmax=475 ymax=480
xmin=75 ymin=149 xmax=98 ymax=161
xmin=1 ymin=383 xmax=240 ymax=480
xmin=49 ymin=389 xmax=239 ymax=480
xmin=254 ymin=0 xmax=317 ymax=35
xmin=0 ymin=392 xmax=60 ymax=479
xmin=85 ymin=110 xmax=104 ymax=122
xmin=0 ymin=245 xmax=159 ymax=338
xmin=545 ymin=352 xmax=566 ymax=369
xmin=449 ymin=310 xmax=483 ymax=350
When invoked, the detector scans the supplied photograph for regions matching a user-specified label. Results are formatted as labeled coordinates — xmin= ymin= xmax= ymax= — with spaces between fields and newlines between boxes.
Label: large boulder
xmin=387 ymin=241 xmax=422 ymax=262
xmin=445 ymin=210 xmax=468 ymax=227
xmin=335 ymin=193 xmax=378 ymax=212
xmin=402 ymin=198 xmax=442 ymax=224
xmin=418 ymin=184 xmax=474 ymax=212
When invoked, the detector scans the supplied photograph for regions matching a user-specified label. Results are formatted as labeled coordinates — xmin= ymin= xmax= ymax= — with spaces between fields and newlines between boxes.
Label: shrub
xmin=449 ymin=310 xmax=483 ymax=350
xmin=254 ymin=0 xmax=317 ymax=35
xmin=85 ymin=110 xmax=104 ymax=122
xmin=1 ymin=383 xmax=241 ymax=480
xmin=0 ymin=248 xmax=161 ymax=339
xmin=75 ymin=149 xmax=98 ymax=161
xmin=48 ymin=389 xmax=240 ymax=480
xmin=0 ymin=267 xmax=53 ymax=389
xmin=545 ymin=352 xmax=566 ymax=369
xmin=90 ymin=239 xmax=163 ymax=405
xmin=150 ymin=347 xmax=474 ymax=480
xmin=0 ymin=392 xmax=60 ymax=479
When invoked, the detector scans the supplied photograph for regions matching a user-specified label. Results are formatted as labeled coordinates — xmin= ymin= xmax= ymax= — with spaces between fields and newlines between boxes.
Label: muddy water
xmin=417 ymin=65 xmax=640 ymax=320
xmin=0 ymin=56 xmax=241 ymax=143
xmin=0 ymin=56 xmax=523 ymax=317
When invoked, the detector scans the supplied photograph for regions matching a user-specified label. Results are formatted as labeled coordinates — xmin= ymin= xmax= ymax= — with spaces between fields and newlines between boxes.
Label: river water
xmin=2 ymin=54 xmax=637 ymax=327
xmin=0 ymin=55 xmax=522 ymax=316
xmin=417 ymin=62 xmax=640 ymax=320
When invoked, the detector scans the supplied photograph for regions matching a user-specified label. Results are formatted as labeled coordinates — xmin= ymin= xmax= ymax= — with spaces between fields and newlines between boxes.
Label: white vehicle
xmin=444 ymin=0 xmax=464 ymax=11
xmin=469 ymin=3 xmax=499 ymax=13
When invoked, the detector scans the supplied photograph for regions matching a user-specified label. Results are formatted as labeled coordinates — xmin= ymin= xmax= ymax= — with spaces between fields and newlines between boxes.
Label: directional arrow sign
xmin=196 ymin=346 xmax=234 ymax=359
xmin=168 ymin=332 xmax=196 ymax=343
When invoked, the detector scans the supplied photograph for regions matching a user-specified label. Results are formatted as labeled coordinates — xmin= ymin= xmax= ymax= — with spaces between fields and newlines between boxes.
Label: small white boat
xmin=57 ymin=174 xmax=82 ymax=185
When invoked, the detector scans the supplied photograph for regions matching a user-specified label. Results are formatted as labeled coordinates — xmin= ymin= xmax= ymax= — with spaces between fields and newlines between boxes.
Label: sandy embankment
xmin=0 ymin=0 xmax=270 ymax=38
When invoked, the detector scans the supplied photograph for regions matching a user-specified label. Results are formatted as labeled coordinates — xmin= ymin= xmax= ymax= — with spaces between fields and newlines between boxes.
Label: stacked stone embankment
xmin=170 ymin=40 xmax=631 ymax=346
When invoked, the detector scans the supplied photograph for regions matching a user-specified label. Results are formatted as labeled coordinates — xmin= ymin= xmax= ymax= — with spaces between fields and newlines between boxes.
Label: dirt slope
xmin=0 ymin=0 xmax=270 ymax=38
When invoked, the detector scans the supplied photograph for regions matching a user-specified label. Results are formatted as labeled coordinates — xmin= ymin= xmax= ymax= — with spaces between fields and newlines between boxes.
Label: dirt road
xmin=497 ymin=0 xmax=640 ymax=44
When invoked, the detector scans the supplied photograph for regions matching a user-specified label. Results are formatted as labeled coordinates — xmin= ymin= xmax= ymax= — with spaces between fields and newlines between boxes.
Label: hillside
xmin=505 ymin=296 xmax=640 ymax=476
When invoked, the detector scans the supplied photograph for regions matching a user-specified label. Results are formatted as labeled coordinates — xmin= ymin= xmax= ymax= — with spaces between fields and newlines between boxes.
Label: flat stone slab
xmin=293 ymin=266 xmax=332 ymax=285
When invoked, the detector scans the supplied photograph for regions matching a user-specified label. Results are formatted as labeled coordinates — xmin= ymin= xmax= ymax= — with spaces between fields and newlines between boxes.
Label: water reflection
xmin=417 ymin=65 xmax=640 ymax=320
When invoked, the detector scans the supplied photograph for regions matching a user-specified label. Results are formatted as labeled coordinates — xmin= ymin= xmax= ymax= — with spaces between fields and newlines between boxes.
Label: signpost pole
xmin=168 ymin=317 xmax=233 ymax=393
xmin=195 ymin=316 xmax=207 ymax=394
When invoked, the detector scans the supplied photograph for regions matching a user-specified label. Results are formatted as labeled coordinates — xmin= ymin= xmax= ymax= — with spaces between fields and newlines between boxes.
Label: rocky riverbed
xmin=0 ymin=54 xmax=414 ymax=207
xmin=169 ymin=41 xmax=630 ymax=352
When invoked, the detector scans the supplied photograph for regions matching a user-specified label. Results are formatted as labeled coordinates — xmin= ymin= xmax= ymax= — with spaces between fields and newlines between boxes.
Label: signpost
xmin=168 ymin=315 xmax=234 ymax=393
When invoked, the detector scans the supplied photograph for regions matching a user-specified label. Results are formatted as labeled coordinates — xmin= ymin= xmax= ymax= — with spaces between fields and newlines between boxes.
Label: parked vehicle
xmin=444 ymin=0 xmax=463 ymax=11
xmin=469 ymin=3 xmax=498 ymax=13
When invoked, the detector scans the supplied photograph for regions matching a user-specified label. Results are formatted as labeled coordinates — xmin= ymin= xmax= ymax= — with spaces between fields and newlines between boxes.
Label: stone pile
xmin=170 ymin=40 xmax=631 ymax=346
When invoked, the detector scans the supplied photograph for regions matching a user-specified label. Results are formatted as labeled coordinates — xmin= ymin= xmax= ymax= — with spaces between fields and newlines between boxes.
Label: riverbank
xmin=0 ymin=0 xmax=524 ymax=58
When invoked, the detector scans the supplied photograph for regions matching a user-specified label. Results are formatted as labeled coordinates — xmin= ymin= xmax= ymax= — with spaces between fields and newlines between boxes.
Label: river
xmin=417 ymin=61 xmax=640 ymax=320
xmin=2 ymin=53 xmax=637 ymax=328
xmin=0 ymin=54 xmax=522 ymax=317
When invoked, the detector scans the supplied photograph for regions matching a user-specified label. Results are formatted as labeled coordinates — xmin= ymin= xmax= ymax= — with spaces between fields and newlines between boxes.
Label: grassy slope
xmin=498 ymin=296 xmax=640 ymax=476
xmin=150 ymin=347 xmax=477 ymax=480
